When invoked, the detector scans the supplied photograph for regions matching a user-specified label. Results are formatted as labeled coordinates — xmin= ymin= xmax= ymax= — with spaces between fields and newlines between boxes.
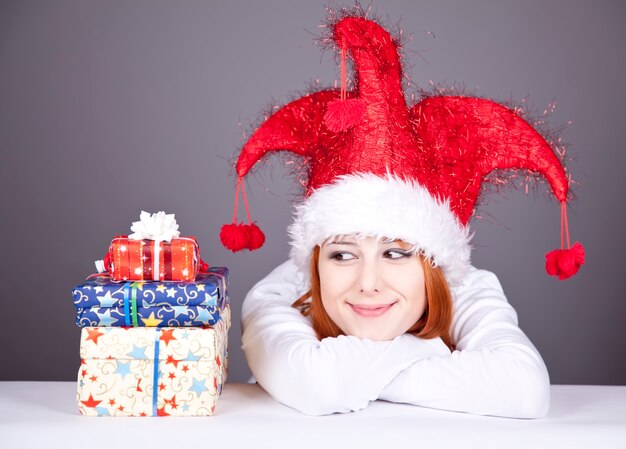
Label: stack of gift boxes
xmin=72 ymin=212 xmax=230 ymax=417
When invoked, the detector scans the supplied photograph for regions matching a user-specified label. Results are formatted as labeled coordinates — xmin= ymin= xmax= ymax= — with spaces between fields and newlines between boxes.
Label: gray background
xmin=1 ymin=0 xmax=624 ymax=385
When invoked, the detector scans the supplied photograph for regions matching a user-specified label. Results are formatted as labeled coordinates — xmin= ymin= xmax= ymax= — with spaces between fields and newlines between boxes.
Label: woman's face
xmin=318 ymin=236 xmax=427 ymax=341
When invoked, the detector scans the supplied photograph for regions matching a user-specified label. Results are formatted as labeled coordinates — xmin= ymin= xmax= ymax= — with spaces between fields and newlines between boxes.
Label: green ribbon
xmin=123 ymin=282 xmax=140 ymax=327
xmin=130 ymin=282 xmax=139 ymax=327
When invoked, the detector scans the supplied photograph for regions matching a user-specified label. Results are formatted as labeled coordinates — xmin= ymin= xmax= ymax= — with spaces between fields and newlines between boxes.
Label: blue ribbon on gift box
xmin=152 ymin=328 xmax=161 ymax=416
xmin=123 ymin=283 xmax=131 ymax=326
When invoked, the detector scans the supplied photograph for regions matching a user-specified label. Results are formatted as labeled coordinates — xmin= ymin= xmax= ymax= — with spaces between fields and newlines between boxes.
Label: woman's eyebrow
xmin=382 ymin=240 xmax=412 ymax=249
xmin=327 ymin=240 xmax=357 ymax=246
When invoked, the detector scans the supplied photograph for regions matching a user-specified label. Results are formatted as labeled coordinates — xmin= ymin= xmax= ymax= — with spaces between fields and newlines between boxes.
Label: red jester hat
xmin=221 ymin=15 xmax=584 ymax=284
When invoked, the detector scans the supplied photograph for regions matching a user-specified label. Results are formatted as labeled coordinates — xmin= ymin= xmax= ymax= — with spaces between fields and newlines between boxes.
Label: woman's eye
xmin=330 ymin=251 xmax=356 ymax=261
xmin=384 ymin=249 xmax=411 ymax=259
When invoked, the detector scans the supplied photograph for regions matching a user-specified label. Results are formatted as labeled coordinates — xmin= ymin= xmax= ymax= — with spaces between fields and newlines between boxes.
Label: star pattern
xmin=81 ymin=394 xmax=102 ymax=408
xmin=95 ymin=309 xmax=116 ymax=326
xmin=166 ymin=355 xmax=180 ymax=368
xmin=95 ymin=406 xmax=110 ymax=416
xmin=96 ymin=291 xmax=117 ymax=307
xmin=204 ymin=292 xmax=217 ymax=306
xmin=188 ymin=377 xmax=207 ymax=397
xmin=127 ymin=344 xmax=148 ymax=359
xmin=185 ymin=350 xmax=201 ymax=362
xmin=196 ymin=307 xmax=214 ymax=324
xmin=85 ymin=328 xmax=104 ymax=344
xmin=164 ymin=395 xmax=178 ymax=410
xmin=80 ymin=306 xmax=220 ymax=327
xmin=115 ymin=360 xmax=132 ymax=379
xmin=141 ymin=312 xmax=163 ymax=327
xmin=159 ymin=329 xmax=176 ymax=346
xmin=172 ymin=306 xmax=187 ymax=320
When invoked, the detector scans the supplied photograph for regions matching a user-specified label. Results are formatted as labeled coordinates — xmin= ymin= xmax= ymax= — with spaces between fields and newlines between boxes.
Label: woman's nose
xmin=358 ymin=258 xmax=383 ymax=294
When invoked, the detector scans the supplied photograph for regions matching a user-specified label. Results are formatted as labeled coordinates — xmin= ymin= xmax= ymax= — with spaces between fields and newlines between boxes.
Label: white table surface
xmin=0 ymin=382 xmax=624 ymax=449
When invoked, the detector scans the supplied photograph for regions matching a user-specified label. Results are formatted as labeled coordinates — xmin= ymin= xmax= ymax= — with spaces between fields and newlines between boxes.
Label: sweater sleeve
xmin=241 ymin=260 xmax=451 ymax=416
xmin=378 ymin=268 xmax=551 ymax=418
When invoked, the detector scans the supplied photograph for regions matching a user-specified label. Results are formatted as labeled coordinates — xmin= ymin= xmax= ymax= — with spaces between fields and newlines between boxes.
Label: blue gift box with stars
xmin=72 ymin=268 xmax=228 ymax=328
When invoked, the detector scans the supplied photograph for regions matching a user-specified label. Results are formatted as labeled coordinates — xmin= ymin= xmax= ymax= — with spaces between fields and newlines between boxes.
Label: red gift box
xmin=100 ymin=236 xmax=200 ymax=282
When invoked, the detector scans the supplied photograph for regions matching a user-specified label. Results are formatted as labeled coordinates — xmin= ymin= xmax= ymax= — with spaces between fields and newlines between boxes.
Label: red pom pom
xmin=245 ymin=222 xmax=265 ymax=250
xmin=545 ymin=242 xmax=585 ymax=280
xmin=220 ymin=223 xmax=265 ymax=252
xmin=220 ymin=223 xmax=249 ymax=252
xmin=324 ymin=98 xmax=365 ymax=132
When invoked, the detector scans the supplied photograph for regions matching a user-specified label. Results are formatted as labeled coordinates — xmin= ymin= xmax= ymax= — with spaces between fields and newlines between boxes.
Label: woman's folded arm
xmin=378 ymin=268 xmax=550 ymax=418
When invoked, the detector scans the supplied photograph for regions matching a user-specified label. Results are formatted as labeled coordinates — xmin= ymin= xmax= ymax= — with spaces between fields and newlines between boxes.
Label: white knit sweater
xmin=241 ymin=259 xmax=550 ymax=418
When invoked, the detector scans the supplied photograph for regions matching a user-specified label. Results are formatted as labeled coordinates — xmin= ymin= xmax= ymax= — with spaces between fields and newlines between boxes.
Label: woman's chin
xmin=348 ymin=328 xmax=404 ymax=341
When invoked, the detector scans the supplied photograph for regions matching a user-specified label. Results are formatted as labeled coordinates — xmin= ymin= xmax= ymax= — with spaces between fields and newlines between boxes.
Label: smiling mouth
xmin=348 ymin=302 xmax=397 ymax=318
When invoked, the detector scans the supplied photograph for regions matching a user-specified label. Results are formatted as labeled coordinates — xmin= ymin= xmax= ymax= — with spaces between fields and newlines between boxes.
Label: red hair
xmin=292 ymin=246 xmax=454 ymax=349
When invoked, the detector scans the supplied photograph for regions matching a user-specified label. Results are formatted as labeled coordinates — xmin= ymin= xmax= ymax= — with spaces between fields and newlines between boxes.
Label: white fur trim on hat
xmin=288 ymin=173 xmax=472 ymax=286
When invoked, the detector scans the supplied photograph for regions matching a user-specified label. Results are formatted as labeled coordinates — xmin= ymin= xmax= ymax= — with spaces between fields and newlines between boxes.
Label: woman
xmin=222 ymin=14 xmax=583 ymax=418
xmin=239 ymin=176 xmax=550 ymax=418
